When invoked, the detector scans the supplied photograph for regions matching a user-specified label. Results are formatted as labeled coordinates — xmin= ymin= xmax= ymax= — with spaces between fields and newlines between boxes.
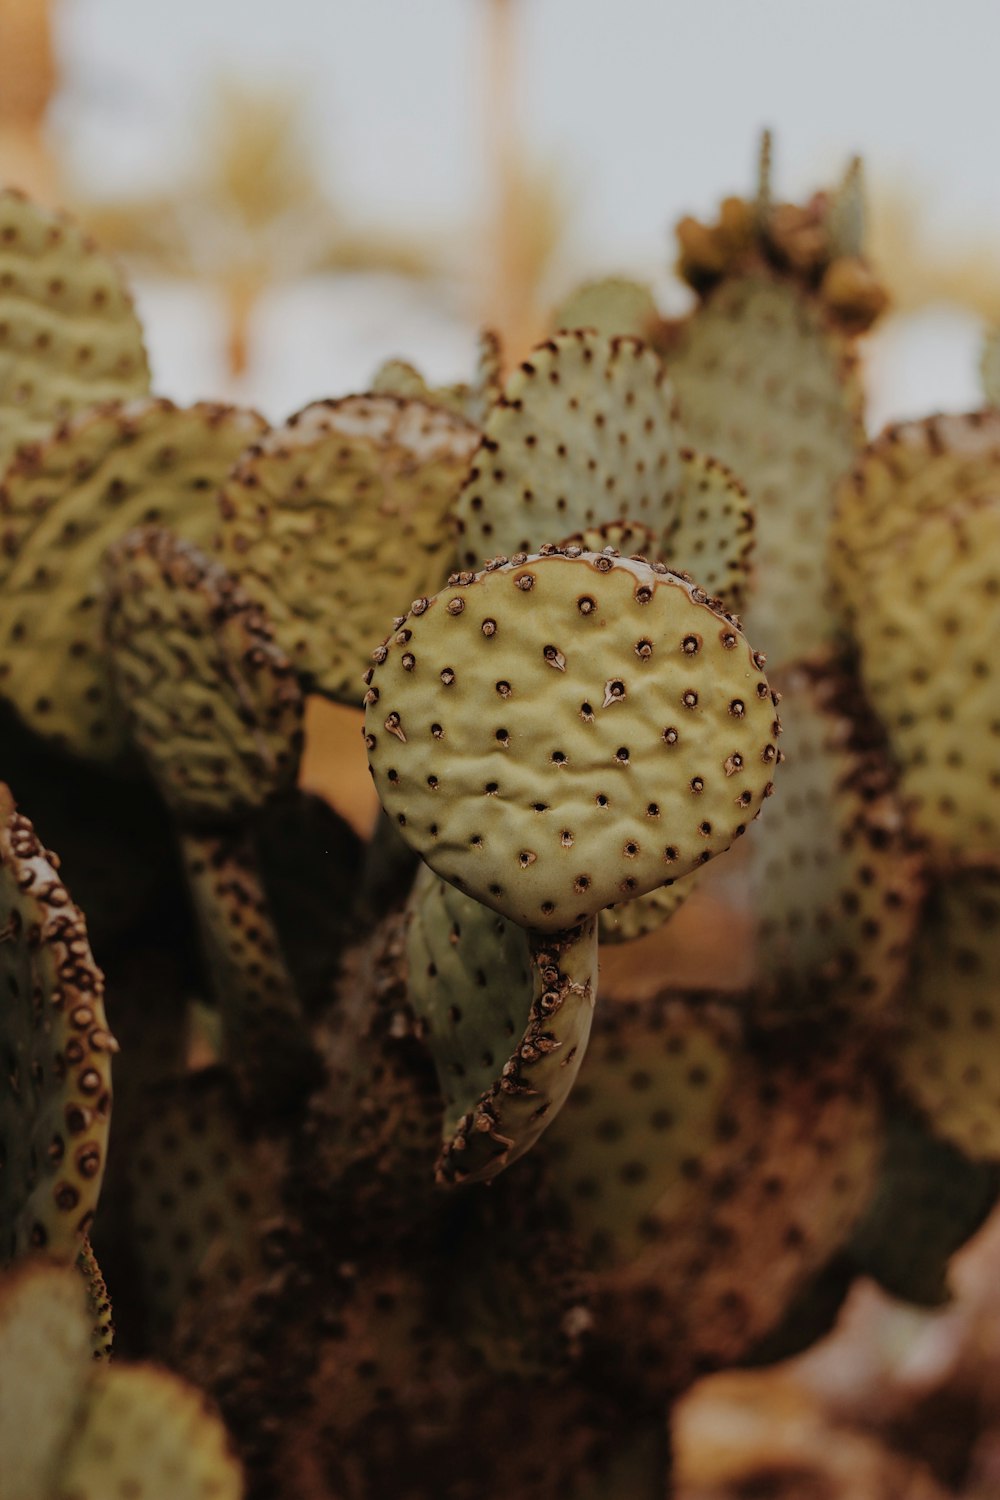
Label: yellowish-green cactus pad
xmin=0 ymin=188 xmax=150 ymax=476
xmin=366 ymin=548 xmax=779 ymax=934
xmin=216 ymin=394 xmax=480 ymax=704
xmin=452 ymin=331 xmax=683 ymax=570
xmin=666 ymin=449 xmax=754 ymax=612
xmin=0 ymin=398 xmax=267 ymax=758
xmin=104 ymin=528 xmax=304 ymax=820
xmin=371 ymin=329 xmax=502 ymax=429
xmin=552 ymin=277 xmax=660 ymax=341
xmin=0 ymin=786 xmax=113 ymax=1263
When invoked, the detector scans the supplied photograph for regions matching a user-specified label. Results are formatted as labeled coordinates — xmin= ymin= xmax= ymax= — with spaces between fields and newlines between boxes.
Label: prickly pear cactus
xmin=372 ymin=328 xmax=503 ymax=428
xmin=216 ymin=395 xmax=480 ymax=703
xmin=366 ymin=547 xmax=779 ymax=933
xmin=0 ymin=398 xmax=267 ymax=758
xmin=104 ymin=527 xmax=304 ymax=820
xmin=0 ymin=189 xmax=150 ymax=474
xmin=553 ymin=277 xmax=661 ymax=342
xmin=0 ymin=786 xmax=113 ymax=1263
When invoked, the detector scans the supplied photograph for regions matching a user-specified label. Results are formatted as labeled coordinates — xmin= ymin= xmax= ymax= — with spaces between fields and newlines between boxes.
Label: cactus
xmin=0 ymin=785 xmax=113 ymax=1263
xmin=365 ymin=547 xmax=779 ymax=934
xmin=0 ymin=398 xmax=267 ymax=757
xmin=216 ymin=394 xmax=479 ymax=702
xmin=0 ymin=189 xmax=150 ymax=475
xmin=372 ymin=328 xmax=503 ymax=427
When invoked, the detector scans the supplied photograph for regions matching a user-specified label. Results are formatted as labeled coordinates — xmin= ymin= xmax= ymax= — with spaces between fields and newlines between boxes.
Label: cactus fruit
xmin=104 ymin=528 xmax=304 ymax=821
xmin=0 ymin=785 xmax=113 ymax=1263
xmin=216 ymin=395 xmax=480 ymax=703
xmin=0 ymin=189 xmax=150 ymax=475
xmin=0 ymin=398 xmax=267 ymax=758
xmin=748 ymin=660 xmax=923 ymax=1023
xmin=452 ymin=331 xmax=684 ymax=569
xmin=56 ymin=1362 xmax=243 ymax=1500
xmin=365 ymin=547 xmax=779 ymax=934
xmin=849 ymin=494 xmax=1000 ymax=863
xmin=892 ymin=869 xmax=1000 ymax=1159
xmin=406 ymin=866 xmax=599 ymax=1184
xmin=552 ymin=277 xmax=661 ymax=342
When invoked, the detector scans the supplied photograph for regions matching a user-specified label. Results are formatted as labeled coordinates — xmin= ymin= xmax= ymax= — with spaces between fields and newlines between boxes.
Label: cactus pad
xmin=851 ymin=494 xmax=1000 ymax=863
xmin=0 ymin=398 xmax=268 ymax=758
xmin=0 ymin=189 xmax=150 ymax=475
xmin=667 ymin=271 xmax=863 ymax=665
xmin=893 ymin=870 xmax=1000 ymax=1159
xmin=0 ymin=786 xmax=113 ymax=1262
xmin=452 ymin=331 xmax=683 ymax=570
xmin=552 ymin=277 xmax=660 ymax=341
xmin=0 ymin=1259 xmax=92 ymax=1500
xmin=666 ymin=449 xmax=754 ymax=611
xmin=406 ymin=868 xmax=598 ymax=1184
xmin=598 ymin=869 xmax=700 ymax=943
xmin=749 ymin=661 xmax=923 ymax=1023
xmin=216 ymin=395 xmax=479 ymax=703
xmin=104 ymin=528 xmax=304 ymax=820
xmin=365 ymin=548 xmax=779 ymax=933
xmin=371 ymin=329 xmax=502 ymax=428
xmin=832 ymin=410 xmax=1000 ymax=627
xmin=981 ymin=330 xmax=1000 ymax=407
xmin=56 ymin=1363 xmax=243 ymax=1500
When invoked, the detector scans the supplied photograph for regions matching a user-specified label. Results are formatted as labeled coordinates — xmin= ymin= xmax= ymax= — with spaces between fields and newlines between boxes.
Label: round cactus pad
xmin=0 ymin=398 xmax=267 ymax=758
xmin=365 ymin=549 xmax=779 ymax=934
xmin=0 ymin=786 xmax=113 ymax=1263
xmin=216 ymin=394 xmax=479 ymax=703
xmin=55 ymin=1363 xmax=243 ymax=1500
xmin=552 ymin=277 xmax=660 ymax=341
xmin=666 ymin=449 xmax=754 ymax=612
xmin=668 ymin=271 xmax=863 ymax=666
xmin=372 ymin=328 xmax=502 ymax=428
xmin=453 ymin=331 xmax=683 ymax=570
xmin=406 ymin=868 xmax=598 ymax=1184
xmin=104 ymin=528 xmax=304 ymax=821
xmin=0 ymin=189 xmax=150 ymax=475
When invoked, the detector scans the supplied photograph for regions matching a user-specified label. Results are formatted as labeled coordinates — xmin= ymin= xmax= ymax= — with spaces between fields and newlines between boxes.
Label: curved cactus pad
xmin=365 ymin=548 xmax=779 ymax=934
xmin=104 ymin=528 xmax=303 ymax=820
xmin=0 ymin=1260 xmax=92 ymax=1500
xmin=0 ymin=786 xmax=113 ymax=1262
xmin=371 ymin=329 xmax=502 ymax=428
xmin=749 ymin=661 xmax=923 ymax=1024
xmin=552 ymin=277 xmax=660 ymax=341
xmin=0 ymin=398 xmax=267 ymax=758
xmin=406 ymin=868 xmax=598 ymax=1184
xmin=852 ymin=494 xmax=1000 ymax=864
xmin=452 ymin=331 xmax=683 ymax=570
xmin=666 ymin=449 xmax=754 ymax=611
xmin=216 ymin=395 xmax=479 ymax=703
xmin=668 ymin=271 xmax=862 ymax=666
xmin=893 ymin=870 xmax=1000 ymax=1160
xmin=598 ymin=869 xmax=699 ymax=944
xmin=0 ymin=188 xmax=150 ymax=475
xmin=56 ymin=1363 xmax=243 ymax=1500
xmin=832 ymin=409 xmax=1000 ymax=626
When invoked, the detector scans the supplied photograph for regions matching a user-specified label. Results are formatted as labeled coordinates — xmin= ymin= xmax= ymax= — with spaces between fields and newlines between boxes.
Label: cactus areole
xmin=365 ymin=547 xmax=780 ymax=934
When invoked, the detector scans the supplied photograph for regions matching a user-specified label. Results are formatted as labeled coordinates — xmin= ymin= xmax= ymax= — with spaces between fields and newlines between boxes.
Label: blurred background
xmin=4 ymin=0 xmax=1000 ymax=428
xmin=5 ymin=3 xmax=1000 ymax=1495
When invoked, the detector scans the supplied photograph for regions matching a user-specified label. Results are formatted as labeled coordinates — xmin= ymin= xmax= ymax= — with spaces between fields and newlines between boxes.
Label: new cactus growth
xmin=1 ymin=149 xmax=999 ymax=1500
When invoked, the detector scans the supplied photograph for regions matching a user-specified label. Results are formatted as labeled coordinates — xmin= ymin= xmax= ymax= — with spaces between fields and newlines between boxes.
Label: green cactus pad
xmin=452 ymin=331 xmax=683 ymax=570
xmin=180 ymin=830 xmax=317 ymax=1105
xmin=552 ymin=277 xmax=661 ymax=341
xmin=0 ymin=398 xmax=268 ymax=758
xmin=371 ymin=329 xmax=502 ymax=428
xmin=598 ymin=869 xmax=700 ymax=944
xmin=0 ymin=1259 xmax=92 ymax=1500
xmin=981 ymin=330 xmax=1000 ymax=407
xmin=104 ymin=528 xmax=304 ymax=820
xmin=0 ymin=786 xmax=113 ymax=1263
xmin=667 ymin=271 xmax=863 ymax=666
xmin=216 ymin=394 xmax=479 ymax=704
xmin=365 ymin=548 xmax=779 ymax=934
xmin=0 ymin=188 xmax=150 ymax=475
xmin=852 ymin=495 xmax=1000 ymax=864
xmin=406 ymin=867 xmax=598 ymax=1184
xmin=748 ymin=660 xmax=923 ymax=1024
xmin=666 ymin=449 xmax=754 ymax=612
xmin=128 ymin=1068 xmax=280 ymax=1345
xmin=893 ymin=870 xmax=1000 ymax=1159
xmin=848 ymin=1105 xmax=1000 ymax=1306
xmin=55 ymin=1363 xmax=243 ymax=1500
xmin=831 ymin=410 xmax=1000 ymax=627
